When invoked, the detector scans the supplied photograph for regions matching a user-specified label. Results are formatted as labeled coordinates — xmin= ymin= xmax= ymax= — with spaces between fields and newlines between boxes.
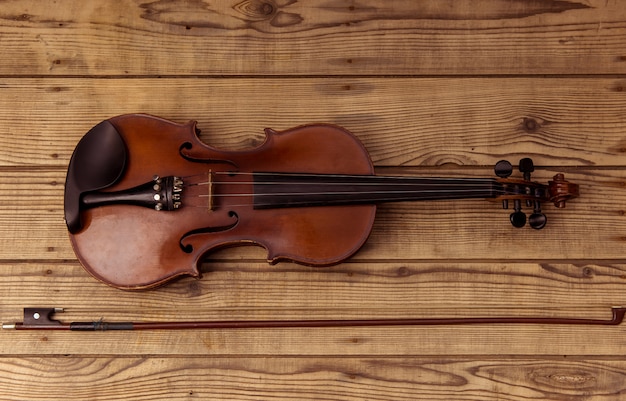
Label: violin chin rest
xmin=64 ymin=120 xmax=128 ymax=233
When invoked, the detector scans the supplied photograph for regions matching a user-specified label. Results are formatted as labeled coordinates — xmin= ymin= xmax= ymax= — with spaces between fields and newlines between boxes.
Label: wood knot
xmin=187 ymin=281 xmax=202 ymax=297
xmin=233 ymin=0 xmax=276 ymax=20
xmin=548 ymin=373 xmax=596 ymax=386
xmin=397 ymin=266 xmax=410 ymax=276
xmin=529 ymin=367 xmax=599 ymax=390
xmin=522 ymin=117 xmax=540 ymax=133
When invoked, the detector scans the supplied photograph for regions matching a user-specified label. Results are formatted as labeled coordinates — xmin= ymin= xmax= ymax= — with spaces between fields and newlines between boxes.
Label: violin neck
xmin=253 ymin=173 xmax=500 ymax=209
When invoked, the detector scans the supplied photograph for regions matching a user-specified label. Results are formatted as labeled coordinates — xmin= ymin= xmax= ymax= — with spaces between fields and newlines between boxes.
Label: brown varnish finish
xmin=67 ymin=114 xmax=578 ymax=290
xmin=70 ymin=114 xmax=377 ymax=289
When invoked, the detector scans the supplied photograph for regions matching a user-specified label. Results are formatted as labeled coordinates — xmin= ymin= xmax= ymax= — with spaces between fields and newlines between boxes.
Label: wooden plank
xmin=1 ymin=321 xmax=625 ymax=356
xmin=1 ymin=1 xmax=624 ymax=400
xmin=1 ymin=357 xmax=625 ymax=401
xmin=1 ymin=261 xmax=624 ymax=356
xmin=1 ymin=77 xmax=625 ymax=167
xmin=1 ymin=0 xmax=625 ymax=75
xmin=0 ymin=168 xmax=622 ymax=261
xmin=2 ymin=262 xmax=625 ymax=316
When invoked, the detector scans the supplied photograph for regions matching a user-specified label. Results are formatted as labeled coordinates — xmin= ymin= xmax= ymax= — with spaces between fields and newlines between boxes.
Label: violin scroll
xmin=549 ymin=173 xmax=579 ymax=208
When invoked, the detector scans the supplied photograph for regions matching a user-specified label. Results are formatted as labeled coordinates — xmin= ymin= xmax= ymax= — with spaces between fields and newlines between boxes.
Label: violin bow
xmin=3 ymin=307 xmax=625 ymax=331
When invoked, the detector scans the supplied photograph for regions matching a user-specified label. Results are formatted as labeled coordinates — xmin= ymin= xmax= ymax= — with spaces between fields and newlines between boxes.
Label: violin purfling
xmin=64 ymin=114 xmax=579 ymax=290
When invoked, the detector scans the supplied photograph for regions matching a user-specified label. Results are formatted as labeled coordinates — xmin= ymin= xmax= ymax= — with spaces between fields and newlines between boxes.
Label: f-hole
xmin=179 ymin=142 xmax=239 ymax=168
xmin=179 ymin=211 xmax=239 ymax=253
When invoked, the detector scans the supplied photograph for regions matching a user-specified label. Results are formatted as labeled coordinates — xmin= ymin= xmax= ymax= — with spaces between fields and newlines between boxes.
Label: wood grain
xmin=0 ymin=0 xmax=625 ymax=75
xmin=2 ymin=261 xmax=624 ymax=356
xmin=1 ymin=0 xmax=625 ymax=399
xmin=2 ymin=322 xmax=626 ymax=356
xmin=2 ymin=262 xmax=625 ymax=316
xmin=1 ymin=357 xmax=624 ymax=401
xmin=0 ymin=78 xmax=625 ymax=167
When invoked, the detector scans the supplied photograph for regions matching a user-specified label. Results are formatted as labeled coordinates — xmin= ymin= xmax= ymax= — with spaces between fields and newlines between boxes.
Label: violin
xmin=64 ymin=114 xmax=579 ymax=290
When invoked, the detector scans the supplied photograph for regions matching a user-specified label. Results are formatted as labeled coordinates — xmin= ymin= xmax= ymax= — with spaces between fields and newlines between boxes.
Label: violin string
xmin=182 ymin=183 xmax=506 ymax=195
xmin=188 ymin=181 xmax=497 ymax=187
xmin=186 ymin=179 xmax=500 ymax=188
xmin=181 ymin=171 xmax=497 ymax=183
xmin=211 ymin=171 xmax=495 ymax=181
xmin=179 ymin=172 xmax=520 ymax=209
xmin=180 ymin=189 xmax=511 ymax=208
xmin=180 ymin=192 xmax=509 ymax=209
xmin=197 ymin=189 xmax=503 ymax=198
xmin=182 ymin=185 xmax=509 ymax=198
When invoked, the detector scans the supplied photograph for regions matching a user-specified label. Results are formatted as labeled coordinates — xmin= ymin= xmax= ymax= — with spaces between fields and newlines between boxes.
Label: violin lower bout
xmin=71 ymin=202 xmax=376 ymax=290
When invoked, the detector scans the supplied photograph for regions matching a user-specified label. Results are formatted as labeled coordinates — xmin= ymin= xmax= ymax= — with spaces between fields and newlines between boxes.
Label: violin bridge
xmin=207 ymin=170 xmax=214 ymax=212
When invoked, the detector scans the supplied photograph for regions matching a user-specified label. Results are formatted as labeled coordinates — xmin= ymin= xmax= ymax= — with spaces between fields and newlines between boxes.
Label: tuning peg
xmin=495 ymin=160 xmax=513 ymax=210
xmin=519 ymin=158 xmax=534 ymax=181
xmin=494 ymin=160 xmax=513 ymax=178
xmin=528 ymin=200 xmax=547 ymax=229
xmin=510 ymin=211 xmax=527 ymax=228
xmin=509 ymin=199 xmax=526 ymax=228
xmin=529 ymin=213 xmax=547 ymax=229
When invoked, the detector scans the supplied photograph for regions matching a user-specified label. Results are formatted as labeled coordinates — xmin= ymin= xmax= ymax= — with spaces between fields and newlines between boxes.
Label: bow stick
xmin=3 ymin=307 xmax=625 ymax=331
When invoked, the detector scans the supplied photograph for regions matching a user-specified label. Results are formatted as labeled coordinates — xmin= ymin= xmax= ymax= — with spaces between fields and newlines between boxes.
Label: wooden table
xmin=1 ymin=1 xmax=625 ymax=399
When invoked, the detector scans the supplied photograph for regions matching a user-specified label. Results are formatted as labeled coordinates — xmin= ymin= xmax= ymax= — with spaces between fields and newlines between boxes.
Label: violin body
xmin=65 ymin=114 xmax=579 ymax=290
xmin=67 ymin=114 xmax=377 ymax=289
